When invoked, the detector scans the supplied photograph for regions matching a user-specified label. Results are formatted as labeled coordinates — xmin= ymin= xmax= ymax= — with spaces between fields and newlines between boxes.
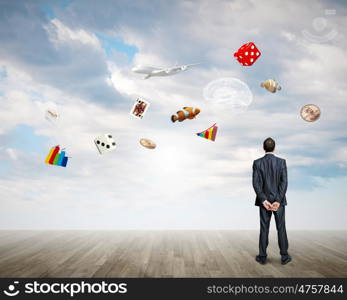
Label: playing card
xmin=130 ymin=98 xmax=150 ymax=119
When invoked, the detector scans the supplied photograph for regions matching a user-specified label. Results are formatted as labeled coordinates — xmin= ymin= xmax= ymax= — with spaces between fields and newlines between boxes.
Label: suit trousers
xmin=259 ymin=205 xmax=289 ymax=258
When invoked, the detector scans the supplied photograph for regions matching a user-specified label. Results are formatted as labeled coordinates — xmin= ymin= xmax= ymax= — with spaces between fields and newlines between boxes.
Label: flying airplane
xmin=132 ymin=63 xmax=200 ymax=79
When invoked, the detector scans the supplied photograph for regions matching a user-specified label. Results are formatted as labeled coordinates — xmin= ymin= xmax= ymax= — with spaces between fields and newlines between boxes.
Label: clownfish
xmin=171 ymin=107 xmax=200 ymax=122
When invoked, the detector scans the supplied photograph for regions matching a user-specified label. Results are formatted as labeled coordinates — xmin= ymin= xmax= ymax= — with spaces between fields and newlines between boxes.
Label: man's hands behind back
xmin=263 ymin=200 xmax=280 ymax=211
xmin=271 ymin=202 xmax=280 ymax=211
xmin=263 ymin=200 xmax=272 ymax=210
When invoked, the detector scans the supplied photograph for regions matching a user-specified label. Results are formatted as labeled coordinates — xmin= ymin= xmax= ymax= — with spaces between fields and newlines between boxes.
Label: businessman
xmin=252 ymin=137 xmax=291 ymax=265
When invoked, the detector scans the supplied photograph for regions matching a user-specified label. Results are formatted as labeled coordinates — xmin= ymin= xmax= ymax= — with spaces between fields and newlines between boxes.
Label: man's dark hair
xmin=263 ymin=137 xmax=275 ymax=152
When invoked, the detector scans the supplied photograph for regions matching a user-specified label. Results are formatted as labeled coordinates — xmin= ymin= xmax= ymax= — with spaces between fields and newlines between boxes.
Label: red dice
xmin=234 ymin=42 xmax=261 ymax=66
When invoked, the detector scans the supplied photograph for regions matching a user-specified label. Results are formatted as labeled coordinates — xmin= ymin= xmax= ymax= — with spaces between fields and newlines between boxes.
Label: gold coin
xmin=140 ymin=138 xmax=156 ymax=149
xmin=300 ymin=104 xmax=321 ymax=122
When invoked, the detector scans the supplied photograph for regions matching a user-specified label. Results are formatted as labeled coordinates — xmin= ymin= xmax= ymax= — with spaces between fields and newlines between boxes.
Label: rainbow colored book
xmin=196 ymin=123 xmax=218 ymax=142
xmin=45 ymin=146 xmax=68 ymax=167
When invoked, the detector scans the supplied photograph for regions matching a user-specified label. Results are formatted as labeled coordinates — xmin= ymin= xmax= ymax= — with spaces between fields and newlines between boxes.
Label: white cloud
xmin=5 ymin=148 xmax=18 ymax=160
xmin=46 ymin=19 xmax=101 ymax=50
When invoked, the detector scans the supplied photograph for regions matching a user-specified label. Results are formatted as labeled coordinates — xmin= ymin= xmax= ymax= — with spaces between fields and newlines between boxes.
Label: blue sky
xmin=0 ymin=0 xmax=346 ymax=229
xmin=41 ymin=2 xmax=139 ymax=61
xmin=96 ymin=33 xmax=138 ymax=60
xmin=7 ymin=125 xmax=48 ymax=153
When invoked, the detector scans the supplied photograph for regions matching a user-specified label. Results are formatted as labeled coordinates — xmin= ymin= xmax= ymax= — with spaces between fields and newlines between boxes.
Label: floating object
xmin=45 ymin=146 xmax=68 ymax=167
xmin=302 ymin=13 xmax=338 ymax=44
xmin=300 ymin=104 xmax=321 ymax=122
xmin=46 ymin=110 xmax=59 ymax=119
xmin=234 ymin=42 xmax=261 ymax=66
xmin=132 ymin=63 xmax=200 ymax=79
xmin=203 ymin=78 xmax=253 ymax=113
xmin=197 ymin=123 xmax=218 ymax=142
xmin=140 ymin=138 xmax=156 ymax=149
xmin=130 ymin=97 xmax=150 ymax=119
xmin=260 ymin=79 xmax=282 ymax=93
xmin=45 ymin=109 xmax=59 ymax=126
xmin=171 ymin=107 xmax=200 ymax=122
xmin=94 ymin=134 xmax=116 ymax=154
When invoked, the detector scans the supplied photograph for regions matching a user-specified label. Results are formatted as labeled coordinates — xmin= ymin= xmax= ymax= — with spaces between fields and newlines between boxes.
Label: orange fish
xmin=171 ymin=107 xmax=200 ymax=122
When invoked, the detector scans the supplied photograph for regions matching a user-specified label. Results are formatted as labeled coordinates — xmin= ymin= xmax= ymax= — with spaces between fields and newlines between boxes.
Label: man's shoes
xmin=281 ymin=255 xmax=292 ymax=265
xmin=255 ymin=255 xmax=267 ymax=265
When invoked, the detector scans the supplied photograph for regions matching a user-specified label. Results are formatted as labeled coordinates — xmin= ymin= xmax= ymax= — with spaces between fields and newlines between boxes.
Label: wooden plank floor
xmin=0 ymin=231 xmax=346 ymax=278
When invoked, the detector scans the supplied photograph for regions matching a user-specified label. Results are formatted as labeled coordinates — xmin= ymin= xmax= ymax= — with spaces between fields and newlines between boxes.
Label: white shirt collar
xmin=265 ymin=152 xmax=274 ymax=155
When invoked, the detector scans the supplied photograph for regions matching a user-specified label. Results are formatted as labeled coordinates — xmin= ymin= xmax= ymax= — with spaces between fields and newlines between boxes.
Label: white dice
xmin=94 ymin=134 xmax=116 ymax=154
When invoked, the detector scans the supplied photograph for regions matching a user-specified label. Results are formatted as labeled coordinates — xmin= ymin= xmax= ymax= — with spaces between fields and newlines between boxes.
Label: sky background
xmin=0 ymin=0 xmax=346 ymax=230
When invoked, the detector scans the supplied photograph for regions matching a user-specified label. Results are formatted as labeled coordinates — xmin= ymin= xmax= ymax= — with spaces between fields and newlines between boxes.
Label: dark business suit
xmin=252 ymin=153 xmax=289 ymax=258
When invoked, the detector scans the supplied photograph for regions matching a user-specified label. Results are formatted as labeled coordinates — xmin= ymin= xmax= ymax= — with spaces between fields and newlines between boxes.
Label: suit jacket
xmin=252 ymin=153 xmax=288 ymax=206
